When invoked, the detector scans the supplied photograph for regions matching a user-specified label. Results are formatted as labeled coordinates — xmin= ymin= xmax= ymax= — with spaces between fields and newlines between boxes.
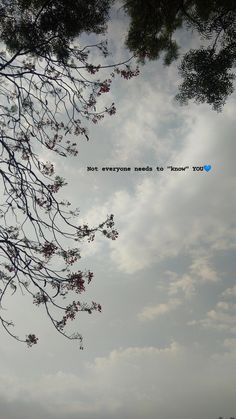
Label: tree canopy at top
xmin=122 ymin=0 xmax=236 ymax=111
xmin=1 ymin=0 xmax=235 ymax=110
xmin=0 ymin=0 xmax=113 ymax=60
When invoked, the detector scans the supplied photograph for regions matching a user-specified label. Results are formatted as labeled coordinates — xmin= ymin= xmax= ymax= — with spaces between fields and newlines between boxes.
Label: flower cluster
xmin=35 ymin=195 xmax=51 ymax=209
xmin=41 ymin=241 xmax=58 ymax=259
xmin=33 ymin=292 xmax=49 ymax=306
xmin=115 ymin=65 xmax=140 ymax=79
xmin=77 ymin=224 xmax=95 ymax=241
xmin=61 ymin=270 xmax=94 ymax=295
xmin=40 ymin=161 xmax=55 ymax=176
xmin=26 ymin=334 xmax=38 ymax=347
xmin=65 ymin=142 xmax=79 ymax=156
xmin=102 ymin=229 xmax=118 ymax=240
xmin=98 ymin=79 xmax=112 ymax=95
xmin=65 ymin=272 xmax=85 ymax=294
xmin=92 ymin=114 xmax=105 ymax=124
xmin=47 ymin=176 xmax=67 ymax=193
xmin=60 ymin=248 xmax=81 ymax=265
xmin=86 ymin=64 xmax=101 ymax=74
xmin=105 ymin=103 xmax=116 ymax=116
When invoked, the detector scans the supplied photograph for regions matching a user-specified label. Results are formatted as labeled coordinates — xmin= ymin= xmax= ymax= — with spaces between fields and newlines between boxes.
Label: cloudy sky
xmin=1 ymin=5 xmax=236 ymax=419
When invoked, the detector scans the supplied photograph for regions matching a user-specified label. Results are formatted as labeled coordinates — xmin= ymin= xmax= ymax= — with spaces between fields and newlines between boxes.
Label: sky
xmin=0 ymin=4 xmax=236 ymax=419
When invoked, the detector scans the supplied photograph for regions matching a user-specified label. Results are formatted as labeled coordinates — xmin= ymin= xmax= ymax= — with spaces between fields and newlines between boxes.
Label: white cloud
xmin=138 ymin=298 xmax=181 ymax=321
xmin=167 ymin=255 xmax=220 ymax=299
xmin=1 ymin=341 xmax=236 ymax=419
xmin=222 ymin=284 xmax=236 ymax=298
xmin=0 ymin=342 xmax=183 ymax=415
xmin=80 ymin=104 xmax=236 ymax=275
xmin=168 ymin=274 xmax=196 ymax=298
xmin=190 ymin=300 xmax=236 ymax=334
xmin=190 ymin=256 xmax=219 ymax=282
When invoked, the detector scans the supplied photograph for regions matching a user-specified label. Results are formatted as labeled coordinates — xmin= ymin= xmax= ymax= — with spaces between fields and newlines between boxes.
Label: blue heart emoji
xmin=204 ymin=165 xmax=211 ymax=172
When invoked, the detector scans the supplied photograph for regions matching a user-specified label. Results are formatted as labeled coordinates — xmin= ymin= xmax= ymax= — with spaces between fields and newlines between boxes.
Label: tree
xmin=0 ymin=0 xmax=114 ymax=60
xmin=0 ymin=0 xmax=139 ymax=348
xmin=122 ymin=0 xmax=236 ymax=111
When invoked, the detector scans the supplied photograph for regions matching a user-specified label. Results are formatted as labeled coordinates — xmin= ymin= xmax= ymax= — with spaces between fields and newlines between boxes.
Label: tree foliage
xmin=122 ymin=0 xmax=236 ymax=110
xmin=0 ymin=0 xmax=114 ymax=60
xmin=0 ymin=0 xmax=139 ymax=347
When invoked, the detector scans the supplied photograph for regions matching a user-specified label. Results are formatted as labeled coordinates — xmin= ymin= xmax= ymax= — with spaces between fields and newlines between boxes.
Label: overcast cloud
xmin=0 ymin=4 xmax=236 ymax=419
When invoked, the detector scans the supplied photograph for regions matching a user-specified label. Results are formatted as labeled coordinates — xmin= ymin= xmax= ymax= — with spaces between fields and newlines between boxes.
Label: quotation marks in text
xmin=87 ymin=165 xmax=212 ymax=173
